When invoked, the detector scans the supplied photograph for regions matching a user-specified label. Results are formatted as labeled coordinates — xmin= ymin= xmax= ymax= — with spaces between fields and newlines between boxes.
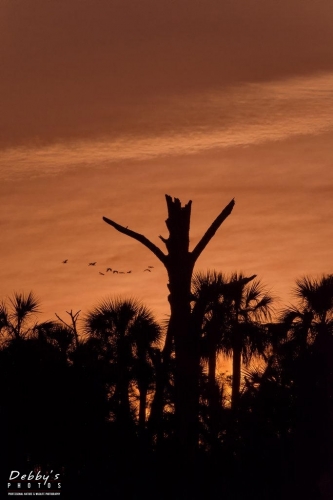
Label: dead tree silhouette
xmin=55 ymin=309 xmax=81 ymax=349
xmin=103 ymin=194 xmax=234 ymax=463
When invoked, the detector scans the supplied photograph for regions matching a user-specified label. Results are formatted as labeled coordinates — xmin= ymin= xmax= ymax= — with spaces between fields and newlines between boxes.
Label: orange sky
xmin=1 ymin=0 xmax=333 ymax=328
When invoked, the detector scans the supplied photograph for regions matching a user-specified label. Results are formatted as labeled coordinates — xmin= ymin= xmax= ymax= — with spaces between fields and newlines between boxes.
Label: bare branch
xmin=55 ymin=313 xmax=71 ymax=331
xmin=159 ymin=235 xmax=168 ymax=244
xmin=103 ymin=216 xmax=167 ymax=264
xmin=66 ymin=309 xmax=81 ymax=323
xmin=191 ymin=198 xmax=235 ymax=262
xmin=55 ymin=309 xmax=81 ymax=348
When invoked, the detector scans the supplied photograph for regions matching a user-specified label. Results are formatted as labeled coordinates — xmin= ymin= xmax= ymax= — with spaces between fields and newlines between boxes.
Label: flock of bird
xmin=61 ymin=260 xmax=154 ymax=275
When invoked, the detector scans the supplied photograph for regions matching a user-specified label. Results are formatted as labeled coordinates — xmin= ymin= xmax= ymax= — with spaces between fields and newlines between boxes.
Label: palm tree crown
xmin=191 ymin=271 xmax=275 ymax=411
xmin=0 ymin=291 xmax=40 ymax=342
xmin=84 ymin=297 xmax=162 ymax=429
xmin=281 ymin=274 xmax=333 ymax=351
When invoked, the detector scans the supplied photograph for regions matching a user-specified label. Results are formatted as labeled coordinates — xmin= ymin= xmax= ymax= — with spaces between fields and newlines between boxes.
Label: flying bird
xmin=99 ymin=272 xmax=105 ymax=275
xmin=119 ymin=271 xmax=125 ymax=274
xmin=113 ymin=270 xmax=118 ymax=274
xmin=148 ymin=266 xmax=154 ymax=269
xmin=144 ymin=269 xmax=151 ymax=272
xmin=88 ymin=262 xmax=97 ymax=266
xmin=106 ymin=268 xmax=112 ymax=272
xmin=62 ymin=259 xmax=68 ymax=264
xmin=127 ymin=271 xmax=132 ymax=273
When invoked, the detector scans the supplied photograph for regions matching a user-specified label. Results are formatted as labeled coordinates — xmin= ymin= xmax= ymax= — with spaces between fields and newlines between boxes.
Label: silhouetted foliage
xmin=2 ymin=271 xmax=333 ymax=499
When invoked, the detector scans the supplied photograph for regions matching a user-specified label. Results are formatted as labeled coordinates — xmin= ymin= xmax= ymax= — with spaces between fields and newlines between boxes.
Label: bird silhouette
xmin=88 ymin=262 xmax=97 ymax=266
xmin=106 ymin=268 xmax=112 ymax=272
xmin=127 ymin=271 xmax=132 ymax=273
xmin=113 ymin=270 xmax=118 ymax=274
xmin=148 ymin=266 xmax=154 ymax=268
xmin=144 ymin=269 xmax=151 ymax=272
xmin=119 ymin=271 xmax=125 ymax=274
xmin=99 ymin=272 xmax=105 ymax=275
xmin=62 ymin=259 xmax=68 ymax=264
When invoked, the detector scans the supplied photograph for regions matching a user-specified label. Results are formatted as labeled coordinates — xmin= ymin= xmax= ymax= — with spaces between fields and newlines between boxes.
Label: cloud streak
xmin=2 ymin=72 xmax=333 ymax=181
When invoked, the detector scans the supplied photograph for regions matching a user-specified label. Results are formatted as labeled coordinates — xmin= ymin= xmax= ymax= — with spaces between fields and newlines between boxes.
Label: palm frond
xmin=9 ymin=291 xmax=40 ymax=321
xmin=245 ymin=279 xmax=264 ymax=305
xmin=293 ymin=275 xmax=333 ymax=316
xmin=279 ymin=306 xmax=303 ymax=325
xmin=0 ymin=301 xmax=9 ymax=331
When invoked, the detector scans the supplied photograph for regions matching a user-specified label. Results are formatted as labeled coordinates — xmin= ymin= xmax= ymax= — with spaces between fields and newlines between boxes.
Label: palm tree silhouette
xmin=281 ymin=274 xmax=333 ymax=354
xmin=129 ymin=307 xmax=162 ymax=437
xmin=84 ymin=298 xmax=161 ymax=436
xmin=0 ymin=291 xmax=41 ymax=342
xmin=191 ymin=270 xmax=230 ymax=389
xmin=225 ymin=273 xmax=274 ymax=411
xmin=277 ymin=275 xmax=333 ymax=494
xmin=191 ymin=272 xmax=274 ymax=411
xmin=190 ymin=270 xmax=230 ymax=446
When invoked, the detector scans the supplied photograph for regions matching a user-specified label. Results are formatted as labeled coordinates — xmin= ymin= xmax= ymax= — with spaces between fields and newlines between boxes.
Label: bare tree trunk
xmin=231 ymin=320 xmax=242 ymax=412
xmin=160 ymin=196 xmax=198 ymax=458
xmin=147 ymin=334 xmax=172 ymax=447
xmin=139 ymin=388 xmax=147 ymax=428
xmin=138 ymin=382 xmax=148 ymax=445
xmin=168 ymin=267 xmax=198 ymax=458
xmin=103 ymin=194 xmax=235 ymax=463
xmin=208 ymin=346 xmax=220 ymax=448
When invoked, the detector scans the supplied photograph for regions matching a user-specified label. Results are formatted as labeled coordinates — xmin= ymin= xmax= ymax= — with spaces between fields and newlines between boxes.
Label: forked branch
xmin=55 ymin=309 xmax=81 ymax=347
xmin=102 ymin=216 xmax=167 ymax=264
xmin=191 ymin=198 xmax=235 ymax=261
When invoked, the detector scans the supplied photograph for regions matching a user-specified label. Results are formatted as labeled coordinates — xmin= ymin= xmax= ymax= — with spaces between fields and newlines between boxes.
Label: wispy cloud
xmin=2 ymin=72 xmax=333 ymax=181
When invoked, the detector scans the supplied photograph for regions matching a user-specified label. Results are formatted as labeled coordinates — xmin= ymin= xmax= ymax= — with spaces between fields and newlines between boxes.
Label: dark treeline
xmin=1 ymin=272 xmax=333 ymax=499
